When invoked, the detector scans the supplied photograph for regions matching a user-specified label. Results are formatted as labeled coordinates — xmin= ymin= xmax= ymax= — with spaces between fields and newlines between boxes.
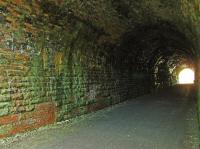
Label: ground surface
xmin=0 ymin=87 xmax=199 ymax=149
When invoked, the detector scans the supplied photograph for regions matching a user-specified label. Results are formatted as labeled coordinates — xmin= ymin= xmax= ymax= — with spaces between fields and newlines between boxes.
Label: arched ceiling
xmin=116 ymin=22 xmax=196 ymax=71
xmin=39 ymin=0 xmax=200 ymax=72
xmin=42 ymin=0 xmax=200 ymax=50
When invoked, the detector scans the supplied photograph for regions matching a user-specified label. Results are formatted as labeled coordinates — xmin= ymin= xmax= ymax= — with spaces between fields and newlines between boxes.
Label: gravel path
xmin=0 ymin=87 xmax=199 ymax=149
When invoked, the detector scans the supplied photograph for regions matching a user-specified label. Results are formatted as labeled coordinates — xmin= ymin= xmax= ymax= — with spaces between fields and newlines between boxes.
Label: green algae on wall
xmin=2 ymin=0 xmax=200 ymax=138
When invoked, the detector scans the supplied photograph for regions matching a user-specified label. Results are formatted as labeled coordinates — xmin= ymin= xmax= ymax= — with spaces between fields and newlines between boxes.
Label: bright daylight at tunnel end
xmin=0 ymin=0 xmax=199 ymax=148
xmin=178 ymin=68 xmax=195 ymax=84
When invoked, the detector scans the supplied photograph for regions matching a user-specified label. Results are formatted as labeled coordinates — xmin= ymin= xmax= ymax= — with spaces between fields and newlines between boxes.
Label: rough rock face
xmin=0 ymin=0 xmax=199 ymax=138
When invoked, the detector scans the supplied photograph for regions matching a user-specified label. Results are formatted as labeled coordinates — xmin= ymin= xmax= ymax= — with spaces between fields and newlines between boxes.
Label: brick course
xmin=0 ymin=0 xmax=151 ymax=138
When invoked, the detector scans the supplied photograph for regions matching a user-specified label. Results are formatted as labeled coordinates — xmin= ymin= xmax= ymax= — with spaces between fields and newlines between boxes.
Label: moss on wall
xmin=0 ymin=0 xmax=199 ymax=138
xmin=0 ymin=0 xmax=152 ymax=138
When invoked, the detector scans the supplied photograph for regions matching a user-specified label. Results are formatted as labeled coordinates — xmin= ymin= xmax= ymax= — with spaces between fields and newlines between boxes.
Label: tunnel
xmin=0 ymin=0 xmax=199 ymax=148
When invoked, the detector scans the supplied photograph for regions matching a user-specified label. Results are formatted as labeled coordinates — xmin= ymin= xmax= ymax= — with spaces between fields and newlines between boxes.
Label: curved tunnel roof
xmin=48 ymin=0 xmax=200 ymax=50
xmin=38 ymin=0 xmax=200 ymax=76
xmin=39 ymin=0 xmax=200 ymax=69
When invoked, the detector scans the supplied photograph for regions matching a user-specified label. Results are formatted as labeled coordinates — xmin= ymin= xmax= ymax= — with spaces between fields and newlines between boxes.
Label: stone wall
xmin=0 ymin=1 xmax=150 ymax=138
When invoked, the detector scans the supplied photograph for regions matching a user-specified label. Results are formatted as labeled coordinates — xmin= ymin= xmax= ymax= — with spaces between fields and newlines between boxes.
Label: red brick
xmin=0 ymin=102 xmax=56 ymax=138
xmin=0 ymin=115 xmax=18 ymax=125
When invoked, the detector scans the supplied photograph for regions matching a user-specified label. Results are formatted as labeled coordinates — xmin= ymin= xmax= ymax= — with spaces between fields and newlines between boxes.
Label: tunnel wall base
xmin=0 ymin=67 xmax=150 ymax=138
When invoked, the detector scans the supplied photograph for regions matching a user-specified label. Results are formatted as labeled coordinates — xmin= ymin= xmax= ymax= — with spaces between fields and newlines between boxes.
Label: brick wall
xmin=0 ymin=0 xmax=151 ymax=138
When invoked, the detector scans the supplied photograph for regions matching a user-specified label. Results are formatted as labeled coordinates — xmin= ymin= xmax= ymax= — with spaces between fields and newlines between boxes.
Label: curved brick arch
xmin=0 ymin=0 xmax=199 ymax=138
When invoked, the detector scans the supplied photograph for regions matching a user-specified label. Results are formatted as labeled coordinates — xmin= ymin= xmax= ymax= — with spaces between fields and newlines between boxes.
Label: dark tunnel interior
xmin=0 ymin=0 xmax=199 ymax=142
xmin=118 ymin=22 xmax=196 ymax=88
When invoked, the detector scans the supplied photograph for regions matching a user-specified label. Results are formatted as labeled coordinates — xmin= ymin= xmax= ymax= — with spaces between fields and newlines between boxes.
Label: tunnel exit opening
xmin=178 ymin=68 xmax=195 ymax=84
